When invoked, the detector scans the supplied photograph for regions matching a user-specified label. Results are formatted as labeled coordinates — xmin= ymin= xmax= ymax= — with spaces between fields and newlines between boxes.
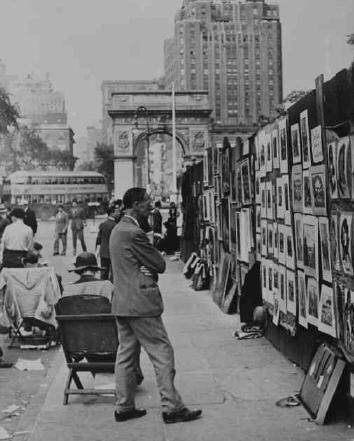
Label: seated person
xmin=63 ymin=252 xmax=113 ymax=301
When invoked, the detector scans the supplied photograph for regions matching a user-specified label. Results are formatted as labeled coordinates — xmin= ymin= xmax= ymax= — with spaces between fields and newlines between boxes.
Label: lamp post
xmin=135 ymin=106 xmax=151 ymax=186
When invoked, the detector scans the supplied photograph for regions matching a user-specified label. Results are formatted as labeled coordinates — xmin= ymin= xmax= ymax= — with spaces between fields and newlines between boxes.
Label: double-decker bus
xmin=2 ymin=171 xmax=109 ymax=220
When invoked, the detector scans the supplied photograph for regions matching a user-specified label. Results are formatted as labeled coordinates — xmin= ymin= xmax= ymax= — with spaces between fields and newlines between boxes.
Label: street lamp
xmin=135 ymin=106 xmax=151 ymax=186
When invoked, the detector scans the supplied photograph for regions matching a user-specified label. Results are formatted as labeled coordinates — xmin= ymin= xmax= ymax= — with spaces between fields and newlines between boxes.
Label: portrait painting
xmin=276 ymin=177 xmax=284 ymax=220
xmin=283 ymin=175 xmax=291 ymax=225
xmin=285 ymin=226 xmax=295 ymax=270
xmin=318 ymin=285 xmax=337 ymax=338
xmin=319 ymin=217 xmax=332 ymax=283
xmin=272 ymin=128 xmax=279 ymax=169
xmin=297 ymin=271 xmax=307 ymax=328
xmin=294 ymin=213 xmax=304 ymax=269
xmin=241 ymin=159 xmax=251 ymax=205
xmin=300 ymin=110 xmax=311 ymax=169
xmin=339 ymin=213 xmax=353 ymax=275
xmin=327 ymin=141 xmax=338 ymax=199
xmin=291 ymin=164 xmax=303 ymax=212
xmin=286 ymin=270 xmax=296 ymax=316
xmin=330 ymin=212 xmax=341 ymax=271
xmin=303 ymin=215 xmax=318 ymax=279
xmin=291 ymin=123 xmax=301 ymax=164
xmin=278 ymin=265 xmax=287 ymax=313
xmin=311 ymin=125 xmax=324 ymax=164
xmin=311 ymin=165 xmax=327 ymax=216
xmin=278 ymin=224 xmax=286 ymax=265
xmin=307 ymin=277 xmax=319 ymax=327
xmin=302 ymin=169 xmax=312 ymax=214
xmin=279 ymin=117 xmax=288 ymax=173
xmin=337 ymin=136 xmax=351 ymax=199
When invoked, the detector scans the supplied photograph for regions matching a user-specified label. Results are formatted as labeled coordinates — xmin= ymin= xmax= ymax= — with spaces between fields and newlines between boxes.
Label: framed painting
xmin=266 ymin=132 xmax=272 ymax=173
xmin=294 ymin=213 xmax=304 ymax=269
xmin=273 ymin=222 xmax=279 ymax=261
xmin=337 ymin=136 xmax=351 ymax=199
xmin=279 ymin=117 xmax=288 ymax=173
xmin=292 ymin=164 xmax=303 ymax=213
xmin=318 ymin=285 xmax=337 ymax=338
xmin=311 ymin=125 xmax=324 ymax=164
xmin=285 ymin=226 xmax=295 ymax=270
xmin=266 ymin=181 xmax=273 ymax=220
xmin=297 ymin=271 xmax=308 ymax=329
xmin=311 ymin=165 xmax=327 ymax=216
xmin=276 ymin=177 xmax=284 ymax=220
xmin=260 ymin=181 xmax=267 ymax=218
xmin=272 ymin=127 xmax=280 ymax=169
xmin=286 ymin=269 xmax=297 ymax=316
xmin=241 ymin=158 xmax=252 ymax=205
xmin=307 ymin=277 xmax=319 ymax=327
xmin=267 ymin=221 xmax=274 ymax=257
xmin=303 ymin=215 xmax=319 ymax=280
xmin=327 ymin=141 xmax=338 ymax=199
xmin=303 ymin=169 xmax=313 ymax=214
xmin=256 ymin=204 xmax=261 ymax=233
xmin=339 ymin=212 xmax=353 ymax=275
xmin=283 ymin=175 xmax=291 ymax=225
xmin=278 ymin=265 xmax=287 ymax=313
xmin=318 ymin=217 xmax=332 ymax=283
xmin=291 ymin=123 xmax=301 ymax=164
xmin=330 ymin=212 xmax=341 ymax=272
xmin=278 ymin=224 xmax=286 ymax=266
xmin=300 ymin=110 xmax=311 ymax=169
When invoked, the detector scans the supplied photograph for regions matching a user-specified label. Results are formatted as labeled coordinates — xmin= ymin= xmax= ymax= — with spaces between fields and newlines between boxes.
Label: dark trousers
xmin=54 ymin=232 xmax=67 ymax=254
xmin=72 ymin=228 xmax=86 ymax=253
xmin=100 ymin=257 xmax=111 ymax=281
xmin=2 ymin=249 xmax=26 ymax=268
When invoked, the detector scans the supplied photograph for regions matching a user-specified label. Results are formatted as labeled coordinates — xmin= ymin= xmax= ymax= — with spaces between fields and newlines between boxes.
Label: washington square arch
xmin=107 ymin=90 xmax=211 ymax=199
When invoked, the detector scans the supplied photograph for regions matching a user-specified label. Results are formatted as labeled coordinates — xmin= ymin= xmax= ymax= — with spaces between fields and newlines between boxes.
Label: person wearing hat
xmin=68 ymin=200 xmax=87 ymax=256
xmin=23 ymin=201 xmax=38 ymax=236
xmin=53 ymin=205 xmax=69 ymax=256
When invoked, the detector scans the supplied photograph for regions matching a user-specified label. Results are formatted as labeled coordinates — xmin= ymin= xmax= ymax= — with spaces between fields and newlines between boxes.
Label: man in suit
xmin=95 ymin=206 xmax=117 ymax=280
xmin=69 ymin=200 xmax=87 ymax=256
xmin=53 ymin=205 xmax=69 ymax=256
xmin=23 ymin=201 xmax=37 ymax=236
xmin=109 ymin=187 xmax=201 ymax=424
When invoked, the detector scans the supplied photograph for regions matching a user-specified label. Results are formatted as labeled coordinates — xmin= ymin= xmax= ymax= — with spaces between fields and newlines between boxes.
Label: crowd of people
xmin=0 ymin=191 xmax=201 ymax=424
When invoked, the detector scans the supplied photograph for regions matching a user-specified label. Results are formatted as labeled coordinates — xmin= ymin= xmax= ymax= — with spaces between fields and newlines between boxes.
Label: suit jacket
xmin=109 ymin=215 xmax=166 ymax=317
xmin=69 ymin=207 xmax=86 ymax=231
xmin=24 ymin=208 xmax=38 ymax=235
xmin=55 ymin=211 xmax=69 ymax=234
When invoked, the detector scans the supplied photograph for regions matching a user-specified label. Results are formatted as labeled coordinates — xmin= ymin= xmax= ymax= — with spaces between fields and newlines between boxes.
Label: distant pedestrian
xmin=23 ymin=201 xmax=38 ymax=236
xmin=151 ymin=200 xmax=163 ymax=247
xmin=110 ymin=187 xmax=201 ymax=424
xmin=0 ymin=205 xmax=11 ymax=242
xmin=95 ymin=206 xmax=117 ymax=280
xmin=69 ymin=200 xmax=87 ymax=256
xmin=53 ymin=205 xmax=69 ymax=256
xmin=1 ymin=208 xmax=33 ymax=268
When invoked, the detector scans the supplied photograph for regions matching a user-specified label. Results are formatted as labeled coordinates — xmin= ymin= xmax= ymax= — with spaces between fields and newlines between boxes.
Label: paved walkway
xmin=16 ymin=260 xmax=351 ymax=441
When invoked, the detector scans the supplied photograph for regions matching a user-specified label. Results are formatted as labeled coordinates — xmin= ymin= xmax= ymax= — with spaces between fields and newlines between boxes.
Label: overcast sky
xmin=0 ymin=0 xmax=353 ymax=136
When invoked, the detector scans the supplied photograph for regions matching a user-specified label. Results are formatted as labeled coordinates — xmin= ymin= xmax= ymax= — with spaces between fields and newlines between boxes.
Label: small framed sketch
xmin=278 ymin=265 xmax=287 ymax=313
xmin=318 ymin=284 xmax=337 ymax=338
xmin=285 ymin=226 xmax=295 ymax=270
xmin=291 ymin=123 xmax=301 ymax=164
xmin=311 ymin=165 xmax=327 ymax=216
xmin=303 ymin=215 xmax=319 ymax=280
xmin=286 ymin=269 xmax=297 ymax=316
xmin=330 ymin=212 xmax=341 ymax=272
xmin=241 ymin=159 xmax=252 ymax=205
xmin=267 ymin=221 xmax=274 ymax=256
xmin=266 ymin=132 xmax=272 ymax=173
xmin=318 ymin=217 xmax=332 ymax=283
xmin=292 ymin=164 xmax=303 ymax=212
xmin=307 ymin=277 xmax=319 ymax=327
xmin=272 ymin=128 xmax=280 ymax=169
xmin=297 ymin=271 xmax=308 ymax=328
xmin=339 ymin=212 xmax=353 ymax=275
xmin=261 ymin=219 xmax=268 ymax=256
xmin=300 ymin=110 xmax=311 ymax=169
xmin=266 ymin=181 xmax=273 ymax=220
xmin=337 ymin=136 xmax=351 ymax=199
xmin=303 ymin=169 xmax=313 ymax=214
xmin=327 ymin=141 xmax=338 ymax=199
xmin=279 ymin=117 xmax=288 ymax=173
xmin=294 ymin=213 xmax=304 ymax=269
xmin=276 ymin=177 xmax=284 ymax=220
xmin=311 ymin=125 xmax=324 ymax=164
xmin=283 ymin=175 xmax=291 ymax=225
xmin=278 ymin=224 xmax=286 ymax=266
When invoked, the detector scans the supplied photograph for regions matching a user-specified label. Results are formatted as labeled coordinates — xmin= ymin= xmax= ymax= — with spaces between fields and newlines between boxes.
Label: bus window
xmin=32 ymin=195 xmax=38 ymax=204
xmin=38 ymin=195 xmax=44 ymax=204
xmin=32 ymin=177 xmax=38 ymax=185
xmin=44 ymin=195 xmax=51 ymax=204
xmin=52 ymin=177 xmax=58 ymax=185
xmin=57 ymin=177 xmax=64 ymax=184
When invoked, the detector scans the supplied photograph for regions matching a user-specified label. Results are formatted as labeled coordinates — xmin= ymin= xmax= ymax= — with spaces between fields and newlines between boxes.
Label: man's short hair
xmin=33 ymin=241 xmax=43 ymax=251
xmin=123 ymin=188 xmax=147 ymax=209
xmin=155 ymin=201 xmax=162 ymax=208
xmin=10 ymin=208 xmax=25 ymax=219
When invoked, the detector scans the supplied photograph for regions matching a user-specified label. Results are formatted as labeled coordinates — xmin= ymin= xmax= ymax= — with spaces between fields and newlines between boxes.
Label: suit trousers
xmin=100 ymin=257 xmax=111 ymax=281
xmin=54 ymin=232 xmax=67 ymax=254
xmin=71 ymin=228 xmax=87 ymax=253
xmin=115 ymin=316 xmax=184 ymax=413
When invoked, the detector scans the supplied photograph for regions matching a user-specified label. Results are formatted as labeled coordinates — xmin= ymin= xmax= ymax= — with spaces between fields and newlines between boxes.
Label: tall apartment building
xmin=164 ymin=0 xmax=283 ymax=130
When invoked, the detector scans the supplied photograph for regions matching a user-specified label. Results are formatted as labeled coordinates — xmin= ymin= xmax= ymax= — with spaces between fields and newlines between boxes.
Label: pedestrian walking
xmin=69 ymin=200 xmax=87 ymax=256
xmin=109 ymin=187 xmax=201 ymax=424
xmin=95 ymin=206 xmax=117 ymax=280
xmin=53 ymin=205 xmax=69 ymax=256
xmin=1 ymin=208 xmax=33 ymax=268
xmin=23 ymin=200 xmax=38 ymax=236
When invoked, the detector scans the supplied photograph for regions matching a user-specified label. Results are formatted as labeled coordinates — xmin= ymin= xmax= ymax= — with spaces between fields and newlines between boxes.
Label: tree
xmin=347 ymin=33 xmax=354 ymax=45
xmin=0 ymin=87 xmax=19 ymax=135
xmin=50 ymin=149 xmax=77 ymax=170
xmin=76 ymin=161 xmax=96 ymax=171
xmin=95 ymin=143 xmax=114 ymax=193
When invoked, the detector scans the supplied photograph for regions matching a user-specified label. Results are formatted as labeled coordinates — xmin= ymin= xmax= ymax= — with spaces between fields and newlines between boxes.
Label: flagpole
xmin=171 ymin=82 xmax=177 ymax=201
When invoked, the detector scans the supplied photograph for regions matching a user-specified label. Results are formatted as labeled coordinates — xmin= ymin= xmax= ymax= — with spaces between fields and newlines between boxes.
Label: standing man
xmin=109 ymin=187 xmax=201 ymax=424
xmin=151 ymin=200 xmax=163 ymax=247
xmin=95 ymin=206 xmax=117 ymax=280
xmin=69 ymin=200 xmax=87 ymax=256
xmin=53 ymin=205 xmax=69 ymax=256
xmin=1 ymin=208 xmax=33 ymax=268
xmin=23 ymin=201 xmax=38 ymax=236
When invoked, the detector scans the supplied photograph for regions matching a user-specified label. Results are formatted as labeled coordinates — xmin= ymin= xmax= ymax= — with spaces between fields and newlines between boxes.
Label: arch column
xmin=113 ymin=123 xmax=135 ymax=198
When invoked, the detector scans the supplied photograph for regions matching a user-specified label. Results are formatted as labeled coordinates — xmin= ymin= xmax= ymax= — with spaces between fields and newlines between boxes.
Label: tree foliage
xmin=347 ymin=33 xmax=354 ymax=45
xmin=0 ymin=87 xmax=19 ymax=135
xmin=94 ymin=143 xmax=114 ymax=192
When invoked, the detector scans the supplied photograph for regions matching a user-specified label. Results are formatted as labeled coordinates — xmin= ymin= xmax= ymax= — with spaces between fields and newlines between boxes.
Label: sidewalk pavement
xmin=16 ymin=261 xmax=351 ymax=441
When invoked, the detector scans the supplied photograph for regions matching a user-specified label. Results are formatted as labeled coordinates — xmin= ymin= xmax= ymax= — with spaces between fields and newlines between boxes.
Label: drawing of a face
xmin=294 ymin=178 xmax=302 ymax=202
xmin=313 ymin=175 xmax=324 ymax=207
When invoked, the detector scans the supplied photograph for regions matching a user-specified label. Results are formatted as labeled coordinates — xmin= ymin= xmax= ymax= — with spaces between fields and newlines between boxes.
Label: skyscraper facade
xmin=164 ymin=0 xmax=282 ymax=131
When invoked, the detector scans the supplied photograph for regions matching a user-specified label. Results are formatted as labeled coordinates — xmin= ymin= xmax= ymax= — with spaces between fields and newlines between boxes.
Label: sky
xmin=0 ymin=0 xmax=353 ymax=137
